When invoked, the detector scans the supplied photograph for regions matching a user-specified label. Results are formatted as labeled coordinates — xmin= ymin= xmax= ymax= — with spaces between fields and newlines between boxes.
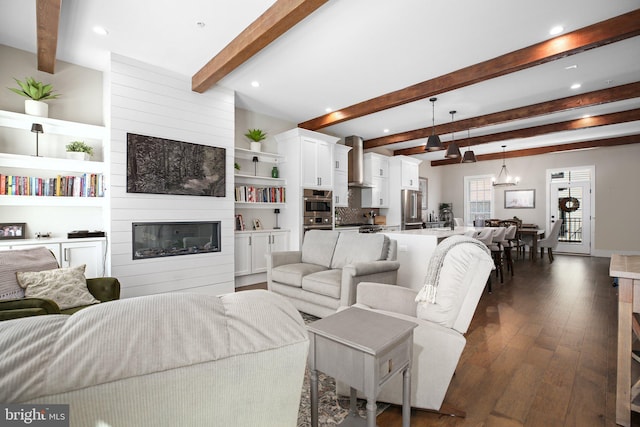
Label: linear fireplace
xmin=132 ymin=221 xmax=221 ymax=260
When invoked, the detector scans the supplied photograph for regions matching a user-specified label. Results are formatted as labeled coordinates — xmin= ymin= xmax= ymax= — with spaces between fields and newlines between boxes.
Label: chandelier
xmin=492 ymin=145 xmax=519 ymax=187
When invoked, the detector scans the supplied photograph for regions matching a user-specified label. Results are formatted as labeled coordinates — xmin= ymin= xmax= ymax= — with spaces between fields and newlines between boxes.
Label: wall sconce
xmin=31 ymin=123 xmax=43 ymax=157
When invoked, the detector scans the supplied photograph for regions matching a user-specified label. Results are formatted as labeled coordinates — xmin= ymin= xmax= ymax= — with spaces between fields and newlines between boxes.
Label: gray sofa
xmin=0 ymin=290 xmax=309 ymax=427
xmin=267 ymin=230 xmax=400 ymax=318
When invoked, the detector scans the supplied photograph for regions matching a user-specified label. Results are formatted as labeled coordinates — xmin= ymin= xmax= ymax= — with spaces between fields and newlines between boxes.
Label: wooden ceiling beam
xmin=298 ymin=8 xmax=640 ymax=131
xmin=366 ymin=81 xmax=640 ymax=149
xmin=429 ymin=134 xmax=640 ymax=166
xmin=396 ymin=108 xmax=640 ymax=157
xmin=36 ymin=0 xmax=61 ymax=74
xmin=192 ymin=0 xmax=328 ymax=93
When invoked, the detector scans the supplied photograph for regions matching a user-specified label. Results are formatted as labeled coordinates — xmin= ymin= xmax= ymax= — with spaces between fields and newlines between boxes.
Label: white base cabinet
xmin=0 ymin=238 xmax=106 ymax=278
xmin=235 ymin=230 xmax=290 ymax=276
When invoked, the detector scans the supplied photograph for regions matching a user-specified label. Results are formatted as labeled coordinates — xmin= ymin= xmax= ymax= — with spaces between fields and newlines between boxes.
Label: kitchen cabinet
xmin=0 ymin=238 xmax=106 ymax=278
xmin=363 ymin=153 xmax=389 ymax=184
xmin=333 ymin=144 xmax=351 ymax=207
xmin=362 ymin=153 xmax=389 ymax=208
xmin=390 ymin=156 xmax=421 ymax=190
xmin=362 ymin=176 xmax=389 ymax=208
xmin=234 ymin=230 xmax=290 ymax=276
xmin=301 ymin=137 xmax=333 ymax=189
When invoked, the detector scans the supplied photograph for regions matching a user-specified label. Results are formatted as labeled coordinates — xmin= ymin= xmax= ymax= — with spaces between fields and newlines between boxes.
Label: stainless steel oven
xmin=303 ymin=189 xmax=333 ymax=232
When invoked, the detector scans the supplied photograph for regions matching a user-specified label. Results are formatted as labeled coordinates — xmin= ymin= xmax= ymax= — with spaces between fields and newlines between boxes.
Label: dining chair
xmin=489 ymin=227 xmax=506 ymax=283
xmin=499 ymin=220 xmax=525 ymax=259
xmin=474 ymin=228 xmax=497 ymax=292
xmin=501 ymin=225 xmax=517 ymax=276
xmin=538 ymin=219 xmax=563 ymax=262
xmin=454 ymin=217 xmax=464 ymax=227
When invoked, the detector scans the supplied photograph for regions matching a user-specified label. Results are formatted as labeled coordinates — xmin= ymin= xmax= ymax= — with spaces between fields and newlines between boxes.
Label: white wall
xmin=434 ymin=143 xmax=640 ymax=255
xmin=109 ymin=54 xmax=235 ymax=297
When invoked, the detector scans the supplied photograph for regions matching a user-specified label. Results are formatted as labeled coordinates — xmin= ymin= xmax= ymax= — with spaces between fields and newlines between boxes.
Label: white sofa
xmin=0 ymin=290 xmax=309 ymax=427
xmin=340 ymin=239 xmax=494 ymax=413
xmin=267 ymin=230 xmax=400 ymax=318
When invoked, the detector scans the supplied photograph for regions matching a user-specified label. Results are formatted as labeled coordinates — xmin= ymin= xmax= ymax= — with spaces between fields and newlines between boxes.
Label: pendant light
xmin=444 ymin=110 xmax=461 ymax=159
xmin=425 ymin=97 xmax=444 ymax=151
xmin=462 ymin=129 xmax=477 ymax=163
xmin=492 ymin=145 xmax=519 ymax=186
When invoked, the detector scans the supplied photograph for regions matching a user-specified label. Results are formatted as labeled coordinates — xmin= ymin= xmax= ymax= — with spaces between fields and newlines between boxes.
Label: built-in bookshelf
xmin=234 ymin=148 xmax=286 ymax=208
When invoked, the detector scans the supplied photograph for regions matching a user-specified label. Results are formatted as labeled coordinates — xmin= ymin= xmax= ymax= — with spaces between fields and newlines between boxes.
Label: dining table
xmin=517 ymin=228 xmax=545 ymax=260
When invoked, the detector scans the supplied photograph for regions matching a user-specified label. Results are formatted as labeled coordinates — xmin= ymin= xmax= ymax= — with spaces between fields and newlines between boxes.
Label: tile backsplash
xmin=335 ymin=187 xmax=379 ymax=225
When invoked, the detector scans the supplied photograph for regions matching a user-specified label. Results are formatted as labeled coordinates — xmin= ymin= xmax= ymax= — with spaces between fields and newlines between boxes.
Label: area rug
xmin=296 ymin=312 xmax=389 ymax=427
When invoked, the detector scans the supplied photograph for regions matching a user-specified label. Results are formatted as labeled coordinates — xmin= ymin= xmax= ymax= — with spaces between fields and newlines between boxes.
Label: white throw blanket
xmin=415 ymin=235 xmax=491 ymax=304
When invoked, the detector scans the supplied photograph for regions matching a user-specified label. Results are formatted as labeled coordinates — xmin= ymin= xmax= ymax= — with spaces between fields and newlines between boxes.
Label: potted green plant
xmin=65 ymin=141 xmax=94 ymax=161
xmin=244 ymin=129 xmax=267 ymax=152
xmin=8 ymin=77 xmax=60 ymax=118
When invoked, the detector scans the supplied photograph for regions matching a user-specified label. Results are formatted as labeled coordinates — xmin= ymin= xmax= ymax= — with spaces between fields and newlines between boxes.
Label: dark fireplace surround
xmin=132 ymin=221 xmax=221 ymax=260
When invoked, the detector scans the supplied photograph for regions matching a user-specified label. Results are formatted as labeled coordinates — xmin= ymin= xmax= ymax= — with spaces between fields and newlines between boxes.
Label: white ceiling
xmin=1 ymin=0 xmax=639 ymax=162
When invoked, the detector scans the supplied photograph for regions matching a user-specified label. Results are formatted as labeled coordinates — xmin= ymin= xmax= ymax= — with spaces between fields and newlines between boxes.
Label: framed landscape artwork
xmin=127 ymin=133 xmax=226 ymax=197
xmin=504 ymin=189 xmax=535 ymax=209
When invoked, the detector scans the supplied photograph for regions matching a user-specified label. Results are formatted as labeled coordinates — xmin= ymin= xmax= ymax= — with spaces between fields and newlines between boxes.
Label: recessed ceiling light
xmin=383 ymin=129 xmax=389 ymax=133
xmin=564 ymin=64 xmax=578 ymax=70
xmin=325 ymin=108 xmax=332 ymax=113
xmin=570 ymin=83 xmax=582 ymax=90
xmin=251 ymin=81 xmax=260 ymax=88
xmin=582 ymin=114 xmax=591 ymax=119
xmin=92 ymin=26 xmax=109 ymax=36
xmin=196 ymin=21 xmax=206 ymax=28
xmin=549 ymin=25 xmax=564 ymax=36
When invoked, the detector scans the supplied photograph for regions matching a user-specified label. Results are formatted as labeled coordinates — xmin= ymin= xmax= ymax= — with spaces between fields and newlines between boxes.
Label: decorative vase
xmin=66 ymin=152 xmax=90 ymax=161
xmin=250 ymin=142 xmax=261 ymax=152
xmin=25 ymin=100 xmax=48 ymax=117
xmin=271 ymin=166 xmax=279 ymax=178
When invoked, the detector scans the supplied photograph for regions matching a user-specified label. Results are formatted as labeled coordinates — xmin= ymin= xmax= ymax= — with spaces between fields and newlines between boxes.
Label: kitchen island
xmin=382 ymin=227 xmax=476 ymax=289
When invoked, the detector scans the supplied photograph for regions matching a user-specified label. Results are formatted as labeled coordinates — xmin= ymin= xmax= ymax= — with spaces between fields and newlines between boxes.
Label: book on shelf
xmin=0 ymin=173 xmax=104 ymax=197
xmin=234 ymin=185 xmax=285 ymax=203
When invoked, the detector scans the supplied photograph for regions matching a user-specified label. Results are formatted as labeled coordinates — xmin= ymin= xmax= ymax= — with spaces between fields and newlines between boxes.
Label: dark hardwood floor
xmin=239 ymin=255 xmax=631 ymax=426
xmin=378 ymin=254 xmax=625 ymax=427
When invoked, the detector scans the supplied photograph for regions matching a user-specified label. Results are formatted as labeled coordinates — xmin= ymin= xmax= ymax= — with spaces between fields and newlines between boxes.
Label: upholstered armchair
xmin=0 ymin=247 xmax=120 ymax=321
xmin=340 ymin=237 xmax=494 ymax=414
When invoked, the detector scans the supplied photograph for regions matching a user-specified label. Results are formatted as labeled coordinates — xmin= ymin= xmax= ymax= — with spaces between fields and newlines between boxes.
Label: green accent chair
xmin=0 ymin=247 xmax=120 ymax=321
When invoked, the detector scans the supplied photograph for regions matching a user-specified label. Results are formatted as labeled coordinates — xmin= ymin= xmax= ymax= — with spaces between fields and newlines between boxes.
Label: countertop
xmin=383 ymin=226 xmax=475 ymax=239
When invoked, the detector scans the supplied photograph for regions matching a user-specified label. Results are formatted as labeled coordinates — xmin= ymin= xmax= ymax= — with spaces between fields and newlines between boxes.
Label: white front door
xmin=549 ymin=182 xmax=591 ymax=254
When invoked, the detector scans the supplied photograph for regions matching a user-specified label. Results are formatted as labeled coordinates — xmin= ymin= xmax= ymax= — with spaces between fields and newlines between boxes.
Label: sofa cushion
xmin=271 ymin=263 xmax=328 ymax=288
xmin=300 ymin=230 xmax=340 ymax=268
xmin=17 ymin=264 xmax=100 ymax=310
xmin=302 ymin=269 xmax=342 ymax=299
xmin=330 ymin=233 xmax=390 ymax=269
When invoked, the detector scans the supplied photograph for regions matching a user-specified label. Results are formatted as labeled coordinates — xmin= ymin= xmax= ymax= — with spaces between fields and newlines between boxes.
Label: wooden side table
xmin=611 ymin=254 xmax=640 ymax=426
xmin=307 ymin=307 xmax=417 ymax=427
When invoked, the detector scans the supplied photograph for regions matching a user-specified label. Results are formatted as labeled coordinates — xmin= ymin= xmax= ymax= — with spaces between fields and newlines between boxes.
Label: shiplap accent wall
xmin=109 ymin=54 xmax=235 ymax=298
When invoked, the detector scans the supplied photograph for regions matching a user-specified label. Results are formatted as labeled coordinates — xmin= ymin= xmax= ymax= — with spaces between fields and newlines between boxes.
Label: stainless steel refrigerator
xmin=401 ymin=189 xmax=423 ymax=229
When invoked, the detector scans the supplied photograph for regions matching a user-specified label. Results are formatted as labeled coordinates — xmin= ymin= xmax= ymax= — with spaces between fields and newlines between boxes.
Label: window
xmin=464 ymin=175 xmax=494 ymax=225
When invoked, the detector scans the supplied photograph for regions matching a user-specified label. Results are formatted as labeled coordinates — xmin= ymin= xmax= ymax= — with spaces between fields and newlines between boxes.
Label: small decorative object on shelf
xmin=245 ymin=128 xmax=267 ymax=152
xmin=235 ymin=214 xmax=245 ymax=231
xmin=271 ymin=166 xmax=279 ymax=178
xmin=253 ymin=218 xmax=263 ymax=230
xmin=65 ymin=141 xmax=94 ymax=161
xmin=30 ymin=123 xmax=43 ymax=156
xmin=252 ymin=156 xmax=259 ymax=176
xmin=274 ymin=208 xmax=281 ymax=229
xmin=8 ymin=77 xmax=60 ymax=118
xmin=0 ymin=223 xmax=26 ymax=240
xmin=234 ymin=162 xmax=240 ymax=173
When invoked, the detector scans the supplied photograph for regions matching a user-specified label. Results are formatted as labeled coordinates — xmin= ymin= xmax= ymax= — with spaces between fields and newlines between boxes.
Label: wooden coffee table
xmin=307 ymin=307 xmax=417 ymax=427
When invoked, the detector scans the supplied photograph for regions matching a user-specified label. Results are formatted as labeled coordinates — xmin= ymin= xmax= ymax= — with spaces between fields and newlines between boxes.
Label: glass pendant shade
xmin=424 ymin=97 xmax=444 ymax=151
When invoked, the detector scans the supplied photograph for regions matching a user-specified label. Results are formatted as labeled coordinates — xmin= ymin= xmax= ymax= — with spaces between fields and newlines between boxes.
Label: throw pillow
xmin=16 ymin=264 xmax=99 ymax=310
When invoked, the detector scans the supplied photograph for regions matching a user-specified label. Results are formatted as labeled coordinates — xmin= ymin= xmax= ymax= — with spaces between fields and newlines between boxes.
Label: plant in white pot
xmin=65 ymin=141 xmax=93 ymax=161
xmin=245 ymin=129 xmax=267 ymax=152
xmin=8 ymin=77 xmax=60 ymax=118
